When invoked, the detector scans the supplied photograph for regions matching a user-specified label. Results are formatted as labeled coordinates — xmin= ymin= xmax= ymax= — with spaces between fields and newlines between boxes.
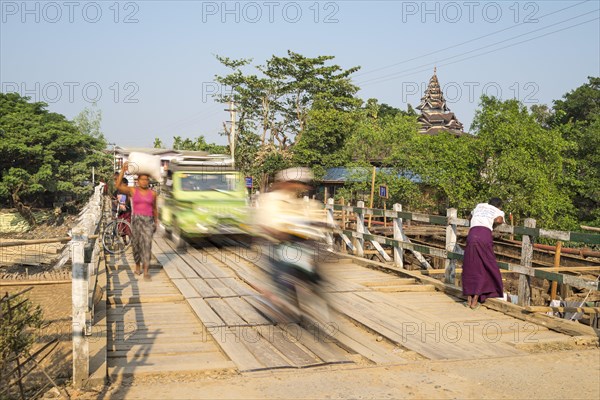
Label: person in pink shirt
xmin=116 ymin=162 xmax=158 ymax=279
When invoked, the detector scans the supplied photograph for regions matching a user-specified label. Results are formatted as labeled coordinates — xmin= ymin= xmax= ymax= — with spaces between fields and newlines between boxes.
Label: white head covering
xmin=275 ymin=167 xmax=313 ymax=183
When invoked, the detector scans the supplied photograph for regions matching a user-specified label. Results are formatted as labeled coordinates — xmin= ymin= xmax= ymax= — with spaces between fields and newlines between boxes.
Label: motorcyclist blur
xmin=253 ymin=167 xmax=329 ymax=321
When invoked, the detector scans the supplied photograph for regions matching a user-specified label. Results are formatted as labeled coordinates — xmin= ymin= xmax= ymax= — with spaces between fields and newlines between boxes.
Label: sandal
xmin=470 ymin=303 xmax=481 ymax=310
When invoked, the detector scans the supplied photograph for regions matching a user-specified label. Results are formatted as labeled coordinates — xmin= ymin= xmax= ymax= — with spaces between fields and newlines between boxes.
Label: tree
xmin=214 ymin=51 xmax=361 ymax=188
xmin=292 ymin=102 xmax=360 ymax=174
xmin=347 ymin=104 xmax=419 ymax=165
xmin=165 ymin=135 xmax=228 ymax=153
xmin=0 ymin=93 xmax=108 ymax=224
xmin=396 ymin=132 xmax=479 ymax=213
xmin=153 ymin=138 xmax=163 ymax=148
xmin=471 ymin=95 xmax=575 ymax=228
xmin=73 ymin=103 xmax=103 ymax=140
xmin=552 ymin=77 xmax=600 ymax=125
xmin=553 ymin=77 xmax=600 ymax=225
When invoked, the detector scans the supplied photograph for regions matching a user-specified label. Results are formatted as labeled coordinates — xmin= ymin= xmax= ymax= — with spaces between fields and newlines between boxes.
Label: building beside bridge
xmin=112 ymin=146 xmax=209 ymax=175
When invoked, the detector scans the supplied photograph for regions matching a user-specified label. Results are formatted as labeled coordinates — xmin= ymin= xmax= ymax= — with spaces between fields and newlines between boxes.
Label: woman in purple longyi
xmin=462 ymin=197 xmax=505 ymax=310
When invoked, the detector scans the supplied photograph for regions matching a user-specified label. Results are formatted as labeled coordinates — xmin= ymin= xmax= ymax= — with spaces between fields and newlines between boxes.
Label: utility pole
xmin=107 ymin=142 xmax=116 ymax=172
xmin=225 ymin=101 xmax=237 ymax=165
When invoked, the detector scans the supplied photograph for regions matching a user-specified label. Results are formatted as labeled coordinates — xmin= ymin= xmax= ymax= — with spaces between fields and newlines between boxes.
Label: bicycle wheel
xmin=102 ymin=219 xmax=132 ymax=254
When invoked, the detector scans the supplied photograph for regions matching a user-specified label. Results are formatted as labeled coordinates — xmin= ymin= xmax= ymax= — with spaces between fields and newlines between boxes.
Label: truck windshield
xmin=180 ymin=173 xmax=238 ymax=191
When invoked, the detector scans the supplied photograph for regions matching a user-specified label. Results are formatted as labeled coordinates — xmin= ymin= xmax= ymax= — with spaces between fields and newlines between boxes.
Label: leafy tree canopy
xmin=0 ymin=93 xmax=108 ymax=222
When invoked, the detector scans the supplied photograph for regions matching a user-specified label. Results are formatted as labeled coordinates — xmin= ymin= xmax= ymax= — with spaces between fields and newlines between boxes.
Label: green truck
xmin=158 ymin=155 xmax=249 ymax=248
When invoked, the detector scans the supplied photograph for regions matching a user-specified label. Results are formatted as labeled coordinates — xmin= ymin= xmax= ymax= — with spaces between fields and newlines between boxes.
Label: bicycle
xmin=102 ymin=210 xmax=132 ymax=255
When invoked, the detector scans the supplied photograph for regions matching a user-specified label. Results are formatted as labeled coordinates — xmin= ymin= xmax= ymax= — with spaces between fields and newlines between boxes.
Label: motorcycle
xmin=255 ymin=218 xmax=331 ymax=326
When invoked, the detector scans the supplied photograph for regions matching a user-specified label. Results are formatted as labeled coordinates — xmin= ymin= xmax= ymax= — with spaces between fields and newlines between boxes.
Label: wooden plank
xmin=234 ymin=327 xmax=292 ymax=369
xmin=153 ymin=253 xmax=184 ymax=279
xmin=335 ymin=292 xmax=525 ymax=360
xmin=153 ymin=238 xmax=178 ymax=254
xmin=369 ymin=285 xmax=436 ymax=293
xmin=187 ymin=248 xmax=236 ymax=278
xmin=526 ymin=306 xmax=600 ymax=314
xmin=218 ymin=277 xmax=254 ymax=296
xmin=188 ymin=277 xmax=218 ymax=298
xmin=181 ymin=253 xmax=217 ymax=278
xmin=258 ymin=325 xmax=321 ymax=367
xmin=330 ymin=316 xmax=407 ymax=365
xmin=342 ymin=252 xmax=599 ymax=338
xmin=331 ymin=293 xmax=468 ymax=360
xmin=171 ymin=278 xmax=201 ymax=299
xmin=361 ymin=278 xmax=417 ymax=287
xmin=108 ymin=295 xmax=184 ymax=305
xmin=224 ymin=297 xmax=271 ymax=326
xmin=169 ymin=254 xmax=200 ymax=278
xmin=279 ymin=323 xmax=351 ymax=365
xmin=206 ymin=298 xmax=249 ymax=326
xmin=187 ymin=297 xmax=225 ymax=327
xmin=206 ymin=326 xmax=265 ymax=372
xmin=206 ymin=278 xmax=237 ymax=297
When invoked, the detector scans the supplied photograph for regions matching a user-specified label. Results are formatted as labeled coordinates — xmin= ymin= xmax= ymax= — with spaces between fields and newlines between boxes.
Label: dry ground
xmin=64 ymin=348 xmax=599 ymax=400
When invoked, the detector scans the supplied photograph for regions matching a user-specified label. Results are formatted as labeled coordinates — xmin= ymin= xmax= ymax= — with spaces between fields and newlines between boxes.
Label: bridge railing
xmin=324 ymin=198 xmax=600 ymax=307
xmin=70 ymin=183 xmax=106 ymax=388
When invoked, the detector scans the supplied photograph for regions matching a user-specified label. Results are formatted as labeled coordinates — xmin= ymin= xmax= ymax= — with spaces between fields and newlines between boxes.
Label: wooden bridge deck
xmin=105 ymin=237 xmax=579 ymax=378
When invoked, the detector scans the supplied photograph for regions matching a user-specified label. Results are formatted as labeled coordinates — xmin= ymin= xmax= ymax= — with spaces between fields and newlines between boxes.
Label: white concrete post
xmin=518 ymin=218 xmax=536 ymax=306
xmin=393 ymin=203 xmax=404 ymax=268
xmin=325 ymin=198 xmax=335 ymax=251
xmin=356 ymin=201 xmax=365 ymax=257
xmin=445 ymin=208 xmax=458 ymax=284
xmin=71 ymin=227 xmax=89 ymax=388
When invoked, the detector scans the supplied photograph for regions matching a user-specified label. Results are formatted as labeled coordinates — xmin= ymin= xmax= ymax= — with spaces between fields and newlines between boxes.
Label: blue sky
xmin=1 ymin=0 xmax=599 ymax=147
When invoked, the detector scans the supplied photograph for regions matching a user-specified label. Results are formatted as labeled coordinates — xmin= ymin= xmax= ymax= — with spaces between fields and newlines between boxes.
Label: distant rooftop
xmin=322 ymin=167 xmax=421 ymax=184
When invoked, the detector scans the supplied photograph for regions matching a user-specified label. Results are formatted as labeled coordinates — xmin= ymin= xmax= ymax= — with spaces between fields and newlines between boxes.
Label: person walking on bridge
xmin=462 ymin=197 xmax=505 ymax=309
xmin=116 ymin=162 xmax=158 ymax=280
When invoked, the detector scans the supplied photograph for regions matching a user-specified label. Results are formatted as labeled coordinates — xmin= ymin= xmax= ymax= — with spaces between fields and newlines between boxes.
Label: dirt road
xmin=69 ymin=347 xmax=599 ymax=399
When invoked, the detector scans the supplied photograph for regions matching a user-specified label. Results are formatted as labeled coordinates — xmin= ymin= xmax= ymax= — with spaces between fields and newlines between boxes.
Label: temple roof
xmin=416 ymin=68 xmax=465 ymax=136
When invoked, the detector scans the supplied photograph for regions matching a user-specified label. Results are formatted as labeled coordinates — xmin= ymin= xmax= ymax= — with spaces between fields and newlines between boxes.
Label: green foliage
xmin=292 ymin=105 xmax=360 ymax=168
xmin=347 ymin=107 xmax=419 ymax=165
xmin=400 ymin=132 xmax=479 ymax=212
xmin=73 ymin=104 xmax=103 ymax=140
xmin=153 ymin=138 xmax=163 ymax=148
xmin=471 ymin=96 xmax=576 ymax=228
xmin=170 ymin=135 xmax=229 ymax=154
xmin=552 ymin=77 xmax=600 ymax=125
xmin=551 ymin=77 xmax=600 ymax=226
xmin=214 ymin=51 xmax=360 ymax=147
xmin=0 ymin=93 xmax=109 ymax=209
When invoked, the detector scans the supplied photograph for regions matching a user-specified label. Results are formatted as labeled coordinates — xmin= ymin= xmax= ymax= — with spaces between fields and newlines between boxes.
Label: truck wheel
xmin=157 ymin=222 xmax=171 ymax=239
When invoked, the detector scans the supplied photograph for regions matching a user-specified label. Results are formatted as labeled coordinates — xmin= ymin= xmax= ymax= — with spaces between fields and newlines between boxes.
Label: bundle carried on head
xmin=127 ymin=152 xmax=161 ymax=181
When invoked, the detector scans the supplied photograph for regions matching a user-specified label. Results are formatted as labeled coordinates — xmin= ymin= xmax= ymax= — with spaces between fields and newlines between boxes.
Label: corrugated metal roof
xmin=321 ymin=167 xmax=421 ymax=183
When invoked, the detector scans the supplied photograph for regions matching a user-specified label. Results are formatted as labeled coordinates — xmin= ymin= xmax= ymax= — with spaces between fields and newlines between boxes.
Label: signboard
xmin=245 ymin=176 xmax=253 ymax=189
xmin=379 ymin=184 xmax=388 ymax=199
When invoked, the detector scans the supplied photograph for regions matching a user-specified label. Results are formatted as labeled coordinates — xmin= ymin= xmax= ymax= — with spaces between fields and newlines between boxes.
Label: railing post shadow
xmin=393 ymin=203 xmax=404 ymax=269
xmin=445 ymin=208 xmax=458 ymax=284
xmin=518 ymin=218 xmax=536 ymax=306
